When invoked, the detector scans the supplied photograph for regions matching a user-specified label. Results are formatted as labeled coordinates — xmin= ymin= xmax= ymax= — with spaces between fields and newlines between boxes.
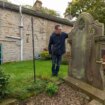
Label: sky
xmin=10 ymin=0 xmax=71 ymax=17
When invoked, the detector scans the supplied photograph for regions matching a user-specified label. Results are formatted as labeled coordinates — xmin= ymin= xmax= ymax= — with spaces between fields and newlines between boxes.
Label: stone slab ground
xmin=63 ymin=77 xmax=105 ymax=105
xmin=87 ymin=100 xmax=103 ymax=105
xmin=0 ymin=99 xmax=18 ymax=105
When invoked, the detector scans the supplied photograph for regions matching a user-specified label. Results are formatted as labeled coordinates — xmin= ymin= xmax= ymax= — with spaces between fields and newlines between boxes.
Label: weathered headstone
xmin=68 ymin=12 xmax=105 ymax=90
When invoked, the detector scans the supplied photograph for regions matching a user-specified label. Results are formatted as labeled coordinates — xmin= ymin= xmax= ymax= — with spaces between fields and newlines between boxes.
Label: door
xmin=0 ymin=44 xmax=2 ymax=64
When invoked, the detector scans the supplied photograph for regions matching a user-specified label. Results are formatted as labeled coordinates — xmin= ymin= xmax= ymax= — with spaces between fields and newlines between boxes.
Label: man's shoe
xmin=52 ymin=74 xmax=56 ymax=77
xmin=54 ymin=73 xmax=58 ymax=77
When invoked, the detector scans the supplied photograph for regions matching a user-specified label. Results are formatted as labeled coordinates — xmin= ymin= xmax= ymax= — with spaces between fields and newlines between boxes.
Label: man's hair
xmin=55 ymin=25 xmax=60 ymax=30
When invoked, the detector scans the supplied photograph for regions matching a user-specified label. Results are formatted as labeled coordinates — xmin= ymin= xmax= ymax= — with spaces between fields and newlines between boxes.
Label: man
xmin=48 ymin=25 xmax=68 ymax=76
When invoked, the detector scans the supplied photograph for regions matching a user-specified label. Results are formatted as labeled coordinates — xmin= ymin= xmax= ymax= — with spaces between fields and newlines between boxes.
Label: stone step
xmin=63 ymin=77 xmax=105 ymax=105
xmin=0 ymin=99 xmax=18 ymax=105
xmin=87 ymin=100 xmax=103 ymax=105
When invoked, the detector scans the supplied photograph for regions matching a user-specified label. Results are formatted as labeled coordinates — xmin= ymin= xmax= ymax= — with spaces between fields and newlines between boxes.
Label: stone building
xmin=0 ymin=1 xmax=73 ymax=64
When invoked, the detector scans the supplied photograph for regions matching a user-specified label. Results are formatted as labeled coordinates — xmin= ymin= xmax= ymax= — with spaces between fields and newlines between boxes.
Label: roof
xmin=0 ymin=1 xmax=73 ymax=27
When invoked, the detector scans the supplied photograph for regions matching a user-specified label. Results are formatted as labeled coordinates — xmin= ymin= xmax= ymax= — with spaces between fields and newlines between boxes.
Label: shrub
xmin=40 ymin=50 xmax=51 ymax=60
xmin=45 ymin=82 xmax=58 ymax=96
xmin=27 ymin=79 xmax=47 ymax=95
xmin=0 ymin=67 xmax=9 ymax=99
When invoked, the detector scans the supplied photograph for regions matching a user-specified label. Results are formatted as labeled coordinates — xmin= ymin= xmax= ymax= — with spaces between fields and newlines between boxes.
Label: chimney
xmin=33 ymin=0 xmax=42 ymax=11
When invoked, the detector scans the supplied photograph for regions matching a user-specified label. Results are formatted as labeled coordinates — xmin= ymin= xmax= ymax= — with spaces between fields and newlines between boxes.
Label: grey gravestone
xmin=68 ymin=12 xmax=105 ymax=90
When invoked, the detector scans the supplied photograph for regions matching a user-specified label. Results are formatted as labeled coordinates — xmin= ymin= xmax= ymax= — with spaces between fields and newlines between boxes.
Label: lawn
xmin=0 ymin=60 xmax=68 ymax=99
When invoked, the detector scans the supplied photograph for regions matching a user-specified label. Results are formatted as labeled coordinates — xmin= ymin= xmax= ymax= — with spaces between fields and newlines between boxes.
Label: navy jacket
xmin=48 ymin=32 xmax=68 ymax=55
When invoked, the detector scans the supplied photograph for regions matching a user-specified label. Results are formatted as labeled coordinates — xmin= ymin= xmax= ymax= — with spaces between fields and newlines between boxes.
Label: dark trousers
xmin=51 ymin=54 xmax=62 ymax=76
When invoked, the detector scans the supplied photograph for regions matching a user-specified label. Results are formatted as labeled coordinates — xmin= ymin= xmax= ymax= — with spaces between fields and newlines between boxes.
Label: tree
xmin=22 ymin=5 xmax=60 ymax=17
xmin=40 ymin=7 xmax=60 ymax=17
xmin=0 ymin=0 xmax=7 ymax=1
xmin=0 ymin=0 xmax=9 ymax=2
xmin=22 ymin=5 xmax=32 ymax=9
xmin=65 ymin=0 xmax=105 ymax=25
xmin=0 ymin=0 xmax=11 ymax=3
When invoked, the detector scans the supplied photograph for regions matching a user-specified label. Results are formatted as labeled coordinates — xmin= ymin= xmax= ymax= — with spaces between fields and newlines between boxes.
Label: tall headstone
xmin=68 ymin=12 xmax=105 ymax=90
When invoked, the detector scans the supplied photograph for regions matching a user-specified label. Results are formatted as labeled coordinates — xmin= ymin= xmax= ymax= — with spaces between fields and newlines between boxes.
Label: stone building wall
xmin=0 ymin=1 xmax=73 ymax=63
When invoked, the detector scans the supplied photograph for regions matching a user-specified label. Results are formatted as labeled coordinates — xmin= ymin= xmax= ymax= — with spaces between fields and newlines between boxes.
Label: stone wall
xmin=0 ymin=2 xmax=73 ymax=63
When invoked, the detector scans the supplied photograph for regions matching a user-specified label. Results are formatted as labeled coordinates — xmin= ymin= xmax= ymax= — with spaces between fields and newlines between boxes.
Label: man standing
xmin=48 ymin=25 xmax=68 ymax=76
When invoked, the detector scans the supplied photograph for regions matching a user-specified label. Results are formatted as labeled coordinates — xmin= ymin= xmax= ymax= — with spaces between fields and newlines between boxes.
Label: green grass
xmin=0 ymin=60 xmax=68 ymax=99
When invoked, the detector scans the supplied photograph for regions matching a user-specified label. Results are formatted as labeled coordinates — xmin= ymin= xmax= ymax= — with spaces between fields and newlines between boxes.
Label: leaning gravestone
xmin=68 ymin=12 xmax=105 ymax=90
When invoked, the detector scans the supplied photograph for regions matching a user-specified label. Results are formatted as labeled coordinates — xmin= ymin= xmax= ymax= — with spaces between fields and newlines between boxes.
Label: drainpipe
xmin=19 ymin=5 xmax=23 ymax=61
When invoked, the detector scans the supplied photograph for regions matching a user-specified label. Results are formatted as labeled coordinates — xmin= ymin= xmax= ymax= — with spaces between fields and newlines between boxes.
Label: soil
xmin=19 ymin=83 xmax=90 ymax=105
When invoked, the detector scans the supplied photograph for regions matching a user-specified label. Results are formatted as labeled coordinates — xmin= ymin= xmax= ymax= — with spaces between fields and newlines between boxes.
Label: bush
xmin=45 ymin=82 xmax=58 ymax=96
xmin=40 ymin=50 xmax=51 ymax=60
xmin=0 ymin=67 xmax=9 ymax=99
xmin=27 ymin=79 xmax=47 ymax=95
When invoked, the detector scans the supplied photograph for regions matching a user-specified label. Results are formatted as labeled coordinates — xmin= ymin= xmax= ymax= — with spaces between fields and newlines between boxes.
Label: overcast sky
xmin=10 ymin=0 xmax=71 ymax=17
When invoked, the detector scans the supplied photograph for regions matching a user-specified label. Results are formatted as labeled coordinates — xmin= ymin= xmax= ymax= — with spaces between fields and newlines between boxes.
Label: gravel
xmin=20 ymin=83 xmax=90 ymax=105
